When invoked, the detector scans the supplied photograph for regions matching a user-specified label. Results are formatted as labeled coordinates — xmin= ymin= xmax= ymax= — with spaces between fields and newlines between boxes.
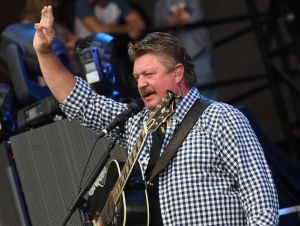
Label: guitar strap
xmin=147 ymin=97 xmax=213 ymax=184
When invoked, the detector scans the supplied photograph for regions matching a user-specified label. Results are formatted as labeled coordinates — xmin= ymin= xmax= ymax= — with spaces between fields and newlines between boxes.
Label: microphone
xmin=97 ymin=98 xmax=144 ymax=138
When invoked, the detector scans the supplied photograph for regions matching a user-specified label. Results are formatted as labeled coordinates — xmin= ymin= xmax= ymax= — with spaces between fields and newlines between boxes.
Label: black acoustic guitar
xmin=87 ymin=91 xmax=176 ymax=226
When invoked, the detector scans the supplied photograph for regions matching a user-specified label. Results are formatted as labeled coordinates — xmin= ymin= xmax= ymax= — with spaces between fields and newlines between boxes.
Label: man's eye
xmin=145 ymin=72 xmax=154 ymax=77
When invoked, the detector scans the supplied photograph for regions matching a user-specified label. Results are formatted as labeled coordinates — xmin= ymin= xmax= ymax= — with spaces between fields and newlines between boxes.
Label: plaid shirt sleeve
xmin=212 ymin=103 xmax=279 ymax=225
xmin=60 ymin=77 xmax=128 ymax=133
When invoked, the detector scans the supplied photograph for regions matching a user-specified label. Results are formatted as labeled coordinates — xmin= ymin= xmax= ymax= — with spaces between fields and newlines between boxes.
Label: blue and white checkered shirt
xmin=61 ymin=77 xmax=279 ymax=225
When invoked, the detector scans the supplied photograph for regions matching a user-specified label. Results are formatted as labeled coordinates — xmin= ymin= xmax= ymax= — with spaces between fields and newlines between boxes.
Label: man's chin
xmin=142 ymin=96 xmax=153 ymax=110
xmin=143 ymin=100 xmax=153 ymax=111
xmin=144 ymin=99 xmax=161 ymax=112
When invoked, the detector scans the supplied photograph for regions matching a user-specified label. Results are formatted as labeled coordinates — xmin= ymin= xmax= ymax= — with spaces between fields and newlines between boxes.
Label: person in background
xmin=21 ymin=0 xmax=79 ymax=58
xmin=33 ymin=5 xmax=279 ymax=226
xmin=154 ymin=0 xmax=217 ymax=99
xmin=74 ymin=0 xmax=145 ymax=41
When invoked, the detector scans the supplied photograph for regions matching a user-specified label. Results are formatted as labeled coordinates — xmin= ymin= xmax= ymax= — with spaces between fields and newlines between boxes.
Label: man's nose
xmin=137 ymin=76 xmax=148 ymax=88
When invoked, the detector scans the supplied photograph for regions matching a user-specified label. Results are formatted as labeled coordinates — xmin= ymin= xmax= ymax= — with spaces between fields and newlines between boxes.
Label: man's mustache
xmin=139 ymin=87 xmax=155 ymax=97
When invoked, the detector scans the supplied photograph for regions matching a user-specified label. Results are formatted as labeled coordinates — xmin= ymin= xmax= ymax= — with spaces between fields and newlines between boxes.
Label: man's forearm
xmin=33 ymin=5 xmax=76 ymax=103
xmin=36 ymin=52 xmax=76 ymax=103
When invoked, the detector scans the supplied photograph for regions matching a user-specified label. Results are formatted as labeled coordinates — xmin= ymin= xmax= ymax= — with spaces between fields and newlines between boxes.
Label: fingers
xmin=34 ymin=5 xmax=56 ymax=47
xmin=45 ymin=5 xmax=54 ymax=27
xmin=40 ymin=5 xmax=54 ymax=27
xmin=38 ymin=5 xmax=55 ymax=39
xmin=40 ymin=6 xmax=47 ymax=25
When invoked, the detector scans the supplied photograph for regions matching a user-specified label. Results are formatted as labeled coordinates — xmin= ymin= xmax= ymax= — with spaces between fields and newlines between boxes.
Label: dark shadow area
xmin=240 ymin=107 xmax=300 ymax=225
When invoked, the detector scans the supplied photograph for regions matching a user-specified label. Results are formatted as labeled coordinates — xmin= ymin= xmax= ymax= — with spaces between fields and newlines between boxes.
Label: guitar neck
xmin=111 ymin=127 xmax=148 ymax=204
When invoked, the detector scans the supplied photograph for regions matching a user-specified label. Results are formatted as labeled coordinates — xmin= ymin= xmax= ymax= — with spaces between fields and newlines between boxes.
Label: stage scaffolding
xmin=149 ymin=0 xmax=300 ymax=160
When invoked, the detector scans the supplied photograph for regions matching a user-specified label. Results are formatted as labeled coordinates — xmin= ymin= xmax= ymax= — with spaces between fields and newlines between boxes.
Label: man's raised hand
xmin=33 ymin=5 xmax=55 ymax=55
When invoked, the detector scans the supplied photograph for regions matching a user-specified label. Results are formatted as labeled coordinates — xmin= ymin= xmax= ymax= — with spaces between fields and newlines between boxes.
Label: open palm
xmin=33 ymin=5 xmax=55 ymax=54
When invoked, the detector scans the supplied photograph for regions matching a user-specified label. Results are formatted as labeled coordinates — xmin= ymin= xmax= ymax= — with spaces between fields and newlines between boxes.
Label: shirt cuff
xmin=59 ymin=76 xmax=93 ymax=119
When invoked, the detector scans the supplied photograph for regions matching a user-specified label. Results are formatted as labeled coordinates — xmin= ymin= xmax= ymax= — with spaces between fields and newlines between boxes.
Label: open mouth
xmin=140 ymin=89 xmax=155 ymax=99
xmin=143 ymin=92 xmax=154 ymax=99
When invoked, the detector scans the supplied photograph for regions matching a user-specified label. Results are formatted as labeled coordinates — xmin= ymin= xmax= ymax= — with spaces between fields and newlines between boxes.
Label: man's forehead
xmin=133 ymin=53 xmax=166 ymax=74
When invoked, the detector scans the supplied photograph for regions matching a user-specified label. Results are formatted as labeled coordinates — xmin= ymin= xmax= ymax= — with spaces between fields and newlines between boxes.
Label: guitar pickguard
xmin=87 ymin=160 xmax=149 ymax=226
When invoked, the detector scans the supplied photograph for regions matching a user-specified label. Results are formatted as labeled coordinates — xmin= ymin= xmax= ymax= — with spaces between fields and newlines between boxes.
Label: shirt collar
xmin=175 ymin=87 xmax=201 ymax=123
xmin=142 ymin=87 xmax=201 ymax=122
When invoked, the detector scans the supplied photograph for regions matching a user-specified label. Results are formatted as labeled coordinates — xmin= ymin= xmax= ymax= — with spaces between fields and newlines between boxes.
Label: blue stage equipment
xmin=0 ymin=23 xmax=70 ymax=107
xmin=76 ymin=33 xmax=120 ymax=100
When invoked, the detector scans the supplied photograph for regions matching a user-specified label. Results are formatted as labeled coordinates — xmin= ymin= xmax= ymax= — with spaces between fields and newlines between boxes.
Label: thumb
xmin=34 ymin=24 xmax=46 ymax=39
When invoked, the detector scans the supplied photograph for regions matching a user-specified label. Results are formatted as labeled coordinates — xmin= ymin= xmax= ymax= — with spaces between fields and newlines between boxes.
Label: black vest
xmin=145 ymin=127 xmax=165 ymax=226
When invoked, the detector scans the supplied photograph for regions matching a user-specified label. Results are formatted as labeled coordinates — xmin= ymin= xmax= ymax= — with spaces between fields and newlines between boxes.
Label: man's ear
xmin=174 ymin=63 xmax=184 ymax=83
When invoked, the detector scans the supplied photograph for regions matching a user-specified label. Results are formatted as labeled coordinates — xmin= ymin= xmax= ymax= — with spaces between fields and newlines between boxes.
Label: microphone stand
xmin=61 ymin=126 xmax=124 ymax=226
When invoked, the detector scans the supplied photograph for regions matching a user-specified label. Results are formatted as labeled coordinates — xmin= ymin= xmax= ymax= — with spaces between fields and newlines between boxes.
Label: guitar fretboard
xmin=112 ymin=126 xmax=147 ymax=203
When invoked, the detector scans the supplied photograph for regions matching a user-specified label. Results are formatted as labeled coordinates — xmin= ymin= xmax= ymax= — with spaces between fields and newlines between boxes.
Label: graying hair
xmin=128 ymin=32 xmax=196 ymax=88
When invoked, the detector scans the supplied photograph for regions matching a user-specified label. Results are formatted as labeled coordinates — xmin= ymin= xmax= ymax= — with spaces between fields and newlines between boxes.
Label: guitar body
xmin=87 ymin=160 xmax=149 ymax=226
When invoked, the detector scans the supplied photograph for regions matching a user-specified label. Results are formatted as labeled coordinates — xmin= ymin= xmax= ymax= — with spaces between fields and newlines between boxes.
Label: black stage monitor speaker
xmin=9 ymin=118 xmax=127 ymax=226
xmin=0 ymin=141 xmax=30 ymax=226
